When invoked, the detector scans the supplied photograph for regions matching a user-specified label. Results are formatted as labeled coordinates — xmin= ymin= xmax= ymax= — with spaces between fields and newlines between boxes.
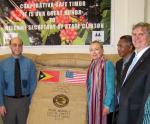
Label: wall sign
xmin=0 ymin=0 xmax=111 ymax=46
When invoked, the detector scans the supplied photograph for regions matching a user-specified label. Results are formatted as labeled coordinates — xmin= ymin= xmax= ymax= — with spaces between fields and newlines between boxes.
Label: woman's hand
xmin=103 ymin=107 xmax=109 ymax=116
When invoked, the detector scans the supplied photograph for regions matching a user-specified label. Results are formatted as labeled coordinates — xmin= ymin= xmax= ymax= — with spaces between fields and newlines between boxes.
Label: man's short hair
xmin=120 ymin=35 xmax=135 ymax=50
xmin=132 ymin=22 xmax=150 ymax=36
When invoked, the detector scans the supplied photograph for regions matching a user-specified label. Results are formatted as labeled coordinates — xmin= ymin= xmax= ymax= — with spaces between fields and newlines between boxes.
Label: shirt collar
xmin=135 ymin=46 xmax=150 ymax=60
xmin=11 ymin=55 xmax=23 ymax=62
xmin=123 ymin=53 xmax=133 ymax=64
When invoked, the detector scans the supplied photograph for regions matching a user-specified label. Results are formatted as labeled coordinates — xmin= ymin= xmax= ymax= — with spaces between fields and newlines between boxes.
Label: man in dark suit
xmin=116 ymin=35 xmax=135 ymax=95
xmin=117 ymin=22 xmax=150 ymax=124
xmin=111 ymin=35 xmax=134 ymax=124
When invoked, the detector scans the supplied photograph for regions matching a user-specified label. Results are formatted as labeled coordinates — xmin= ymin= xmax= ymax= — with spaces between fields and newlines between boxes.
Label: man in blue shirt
xmin=0 ymin=37 xmax=37 ymax=124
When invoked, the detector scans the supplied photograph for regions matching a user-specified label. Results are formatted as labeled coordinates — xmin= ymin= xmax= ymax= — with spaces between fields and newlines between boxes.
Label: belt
xmin=5 ymin=95 xmax=30 ymax=98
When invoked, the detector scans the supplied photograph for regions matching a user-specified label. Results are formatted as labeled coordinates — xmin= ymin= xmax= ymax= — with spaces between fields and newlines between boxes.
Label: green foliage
xmin=38 ymin=16 xmax=59 ymax=45
xmin=73 ymin=29 xmax=89 ymax=45
xmin=100 ymin=0 xmax=111 ymax=11
xmin=100 ymin=0 xmax=111 ymax=43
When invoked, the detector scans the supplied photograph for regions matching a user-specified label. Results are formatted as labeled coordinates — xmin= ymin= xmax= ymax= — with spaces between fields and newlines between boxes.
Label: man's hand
xmin=0 ymin=106 xmax=6 ymax=116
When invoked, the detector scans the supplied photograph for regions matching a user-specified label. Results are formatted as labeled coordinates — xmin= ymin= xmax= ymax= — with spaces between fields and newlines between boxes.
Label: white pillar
xmin=145 ymin=0 xmax=150 ymax=22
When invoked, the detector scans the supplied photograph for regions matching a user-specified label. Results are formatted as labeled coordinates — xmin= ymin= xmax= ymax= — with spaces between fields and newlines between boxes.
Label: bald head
xmin=9 ymin=37 xmax=23 ymax=58
xmin=9 ymin=37 xmax=23 ymax=45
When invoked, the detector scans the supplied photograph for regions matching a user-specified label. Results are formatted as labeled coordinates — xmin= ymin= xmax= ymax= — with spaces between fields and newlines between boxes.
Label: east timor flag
xmin=39 ymin=70 xmax=60 ymax=83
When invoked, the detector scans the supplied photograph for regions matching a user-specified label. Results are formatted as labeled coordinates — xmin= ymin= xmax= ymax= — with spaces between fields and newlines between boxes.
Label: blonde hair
xmin=90 ymin=40 xmax=103 ymax=49
xmin=132 ymin=22 xmax=150 ymax=36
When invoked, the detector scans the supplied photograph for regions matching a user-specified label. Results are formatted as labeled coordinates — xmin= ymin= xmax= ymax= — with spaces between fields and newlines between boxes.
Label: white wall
xmin=145 ymin=0 xmax=150 ymax=22
xmin=0 ymin=0 xmax=149 ymax=55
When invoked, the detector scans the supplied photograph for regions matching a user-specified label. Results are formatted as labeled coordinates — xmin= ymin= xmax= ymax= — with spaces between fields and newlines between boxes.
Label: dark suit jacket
xmin=113 ymin=54 xmax=134 ymax=124
xmin=116 ymin=53 xmax=135 ymax=95
xmin=117 ymin=47 xmax=150 ymax=124
xmin=116 ymin=59 xmax=123 ymax=95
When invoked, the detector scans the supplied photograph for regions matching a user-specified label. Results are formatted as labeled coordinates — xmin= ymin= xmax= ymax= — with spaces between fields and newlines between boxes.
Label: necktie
xmin=117 ymin=52 xmax=135 ymax=103
xmin=121 ymin=62 xmax=127 ymax=81
xmin=14 ymin=59 xmax=22 ymax=97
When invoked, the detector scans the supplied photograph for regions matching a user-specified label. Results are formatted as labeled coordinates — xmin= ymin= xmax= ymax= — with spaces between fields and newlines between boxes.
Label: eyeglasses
xmin=11 ymin=43 xmax=23 ymax=47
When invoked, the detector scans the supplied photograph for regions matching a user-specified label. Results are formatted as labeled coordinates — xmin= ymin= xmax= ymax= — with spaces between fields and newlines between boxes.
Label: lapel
xmin=121 ymin=52 xmax=135 ymax=82
xmin=122 ymin=47 xmax=150 ymax=88
xmin=116 ymin=59 xmax=123 ymax=93
xmin=117 ymin=59 xmax=123 ymax=75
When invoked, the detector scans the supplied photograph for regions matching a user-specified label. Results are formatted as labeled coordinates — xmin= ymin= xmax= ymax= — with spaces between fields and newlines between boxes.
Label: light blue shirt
xmin=0 ymin=55 xmax=37 ymax=106
xmin=0 ymin=66 xmax=4 ymax=106
xmin=123 ymin=46 xmax=150 ymax=86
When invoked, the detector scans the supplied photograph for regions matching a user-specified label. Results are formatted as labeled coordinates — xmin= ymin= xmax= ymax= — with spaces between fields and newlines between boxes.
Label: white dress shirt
xmin=122 ymin=46 xmax=150 ymax=86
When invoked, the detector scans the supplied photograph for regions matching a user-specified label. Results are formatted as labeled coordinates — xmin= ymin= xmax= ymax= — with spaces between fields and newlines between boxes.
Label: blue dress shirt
xmin=0 ymin=55 xmax=37 ymax=106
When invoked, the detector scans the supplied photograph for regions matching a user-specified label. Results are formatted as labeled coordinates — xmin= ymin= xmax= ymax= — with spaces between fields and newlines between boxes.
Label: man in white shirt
xmin=117 ymin=22 xmax=150 ymax=124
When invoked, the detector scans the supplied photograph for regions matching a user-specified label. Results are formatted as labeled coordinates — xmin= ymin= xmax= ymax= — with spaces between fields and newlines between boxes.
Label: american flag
xmin=64 ymin=71 xmax=87 ymax=84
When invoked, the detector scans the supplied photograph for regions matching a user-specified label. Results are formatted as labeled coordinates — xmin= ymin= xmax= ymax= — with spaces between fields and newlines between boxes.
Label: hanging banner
xmin=0 ymin=0 xmax=111 ymax=46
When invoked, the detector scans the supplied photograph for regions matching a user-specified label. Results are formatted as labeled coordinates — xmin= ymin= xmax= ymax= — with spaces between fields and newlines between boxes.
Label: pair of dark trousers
xmin=2 ymin=96 xmax=30 ymax=124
